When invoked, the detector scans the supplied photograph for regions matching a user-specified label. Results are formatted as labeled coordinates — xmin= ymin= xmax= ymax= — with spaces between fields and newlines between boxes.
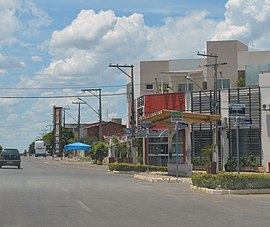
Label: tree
xmin=236 ymin=77 xmax=245 ymax=87
xmin=28 ymin=142 xmax=35 ymax=155
xmin=111 ymin=136 xmax=127 ymax=162
xmin=90 ymin=142 xmax=108 ymax=163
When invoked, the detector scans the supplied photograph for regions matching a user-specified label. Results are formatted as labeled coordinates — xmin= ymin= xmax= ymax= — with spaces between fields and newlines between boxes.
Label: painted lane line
xmin=77 ymin=200 xmax=93 ymax=213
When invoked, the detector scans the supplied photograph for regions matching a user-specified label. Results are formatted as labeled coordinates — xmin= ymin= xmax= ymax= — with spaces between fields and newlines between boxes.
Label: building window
xmin=178 ymin=83 xmax=193 ymax=92
xmin=146 ymin=84 xmax=154 ymax=90
xmin=217 ymin=79 xmax=230 ymax=89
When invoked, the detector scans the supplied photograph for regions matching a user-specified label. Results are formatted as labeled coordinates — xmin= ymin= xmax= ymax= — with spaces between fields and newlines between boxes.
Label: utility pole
xmin=81 ymin=89 xmax=102 ymax=142
xmin=72 ymin=101 xmax=85 ymax=141
xmin=63 ymin=106 xmax=70 ymax=129
xmin=109 ymin=63 xmax=136 ymax=163
xmin=197 ymin=52 xmax=227 ymax=172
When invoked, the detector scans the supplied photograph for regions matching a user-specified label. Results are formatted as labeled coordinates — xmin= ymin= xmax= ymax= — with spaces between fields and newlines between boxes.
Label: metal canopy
xmin=140 ymin=109 xmax=220 ymax=128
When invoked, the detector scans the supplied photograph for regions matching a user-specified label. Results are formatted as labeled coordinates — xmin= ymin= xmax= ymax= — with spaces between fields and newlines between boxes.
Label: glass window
xmin=217 ymin=79 xmax=230 ymax=89
xmin=146 ymin=84 xmax=153 ymax=90
xmin=178 ymin=83 xmax=193 ymax=92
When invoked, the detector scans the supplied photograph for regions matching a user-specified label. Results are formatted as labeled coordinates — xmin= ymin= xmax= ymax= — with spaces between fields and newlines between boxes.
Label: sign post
xmin=229 ymin=103 xmax=247 ymax=174
xmin=170 ymin=111 xmax=185 ymax=178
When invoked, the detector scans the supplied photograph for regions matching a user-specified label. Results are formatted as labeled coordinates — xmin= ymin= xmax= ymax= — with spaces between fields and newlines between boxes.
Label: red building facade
xmin=137 ymin=92 xmax=186 ymax=166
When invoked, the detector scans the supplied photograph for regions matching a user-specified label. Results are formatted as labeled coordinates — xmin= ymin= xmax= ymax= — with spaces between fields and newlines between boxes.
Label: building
xmin=82 ymin=120 xmax=126 ymax=140
xmin=130 ymin=40 xmax=270 ymax=171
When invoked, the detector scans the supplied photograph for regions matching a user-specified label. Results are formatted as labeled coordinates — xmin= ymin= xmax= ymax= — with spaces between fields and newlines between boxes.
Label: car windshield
xmin=1 ymin=149 xmax=19 ymax=155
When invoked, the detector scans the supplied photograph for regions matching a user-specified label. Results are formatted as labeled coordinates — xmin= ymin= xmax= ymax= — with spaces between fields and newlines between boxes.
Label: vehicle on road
xmin=34 ymin=140 xmax=47 ymax=157
xmin=0 ymin=148 xmax=21 ymax=169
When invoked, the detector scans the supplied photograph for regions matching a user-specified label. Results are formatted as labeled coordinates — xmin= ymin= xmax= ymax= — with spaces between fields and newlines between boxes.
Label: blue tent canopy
xmin=64 ymin=142 xmax=91 ymax=151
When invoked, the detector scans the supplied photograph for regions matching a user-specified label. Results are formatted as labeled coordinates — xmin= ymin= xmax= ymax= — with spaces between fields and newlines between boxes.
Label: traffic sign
xmin=170 ymin=111 xmax=184 ymax=122
xmin=124 ymin=128 xmax=132 ymax=134
xmin=141 ymin=121 xmax=153 ymax=128
xmin=239 ymin=119 xmax=252 ymax=124
xmin=176 ymin=123 xmax=188 ymax=129
xmin=229 ymin=103 xmax=245 ymax=116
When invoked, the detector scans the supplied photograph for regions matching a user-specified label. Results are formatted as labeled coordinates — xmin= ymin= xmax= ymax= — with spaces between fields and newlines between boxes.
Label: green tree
xmin=90 ymin=142 xmax=108 ymax=163
xmin=42 ymin=131 xmax=54 ymax=155
xmin=236 ymin=77 xmax=245 ymax=87
xmin=28 ymin=142 xmax=35 ymax=155
xmin=111 ymin=136 xmax=127 ymax=162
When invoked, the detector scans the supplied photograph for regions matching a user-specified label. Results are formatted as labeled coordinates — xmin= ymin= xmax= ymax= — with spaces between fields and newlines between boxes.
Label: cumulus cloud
xmin=37 ymin=9 xmax=216 ymax=87
xmin=0 ymin=53 xmax=25 ymax=70
xmin=212 ymin=0 xmax=270 ymax=49
xmin=3 ymin=0 xmax=270 ymax=150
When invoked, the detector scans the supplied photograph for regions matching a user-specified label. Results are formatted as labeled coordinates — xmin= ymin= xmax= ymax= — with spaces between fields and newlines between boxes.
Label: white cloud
xmin=3 ymin=0 xmax=270 ymax=151
xmin=7 ymin=113 xmax=19 ymax=121
xmin=213 ymin=0 xmax=270 ymax=49
xmin=37 ymin=9 xmax=215 ymax=88
xmin=31 ymin=55 xmax=42 ymax=62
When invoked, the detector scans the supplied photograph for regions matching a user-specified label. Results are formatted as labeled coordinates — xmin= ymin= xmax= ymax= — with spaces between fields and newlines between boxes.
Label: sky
xmin=0 ymin=0 xmax=270 ymax=151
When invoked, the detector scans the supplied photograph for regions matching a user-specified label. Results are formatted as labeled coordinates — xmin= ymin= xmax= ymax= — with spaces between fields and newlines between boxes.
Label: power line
xmin=0 ymin=93 xmax=126 ymax=99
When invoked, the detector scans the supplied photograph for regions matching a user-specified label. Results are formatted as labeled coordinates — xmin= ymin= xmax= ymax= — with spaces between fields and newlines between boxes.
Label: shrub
xmin=90 ymin=142 xmax=108 ymax=162
xmin=192 ymin=173 xmax=270 ymax=190
xmin=108 ymin=163 xmax=167 ymax=172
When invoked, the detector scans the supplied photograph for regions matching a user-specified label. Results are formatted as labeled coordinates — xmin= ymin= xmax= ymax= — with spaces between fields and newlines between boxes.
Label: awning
xmin=140 ymin=109 xmax=220 ymax=127
xmin=64 ymin=142 xmax=91 ymax=151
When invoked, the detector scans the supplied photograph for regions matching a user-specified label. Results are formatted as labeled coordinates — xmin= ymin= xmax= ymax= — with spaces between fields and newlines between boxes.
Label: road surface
xmin=0 ymin=156 xmax=269 ymax=227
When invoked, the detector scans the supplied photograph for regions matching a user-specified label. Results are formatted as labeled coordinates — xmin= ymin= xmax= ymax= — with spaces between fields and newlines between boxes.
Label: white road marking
xmin=77 ymin=200 xmax=93 ymax=213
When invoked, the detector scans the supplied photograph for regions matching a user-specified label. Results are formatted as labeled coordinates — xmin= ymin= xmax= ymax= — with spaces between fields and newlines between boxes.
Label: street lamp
xmin=108 ymin=63 xmax=136 ymax=164
xmin=81 ymin=89 xmax=102 ymax=142
xmin=185 ymin=75 xmax=210 ymax=99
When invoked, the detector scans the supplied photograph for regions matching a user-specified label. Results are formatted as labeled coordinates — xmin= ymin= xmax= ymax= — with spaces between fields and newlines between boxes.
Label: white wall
xmin=259 ymin=72 xmax=270 ymax=170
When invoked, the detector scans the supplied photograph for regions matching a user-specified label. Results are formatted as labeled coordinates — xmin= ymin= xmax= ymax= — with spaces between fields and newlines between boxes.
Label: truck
xmin=34 ymin=140 xmax=47 ymax=157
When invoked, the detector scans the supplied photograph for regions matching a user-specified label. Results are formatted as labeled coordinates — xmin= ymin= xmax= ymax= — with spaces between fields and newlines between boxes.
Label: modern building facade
xmin=130 ymin=40 xmax=270 ymax=171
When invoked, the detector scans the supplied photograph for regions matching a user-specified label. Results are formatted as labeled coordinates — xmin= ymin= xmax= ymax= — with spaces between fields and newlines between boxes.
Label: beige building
xmin=129 ymin=40 xmax=270 ymax=171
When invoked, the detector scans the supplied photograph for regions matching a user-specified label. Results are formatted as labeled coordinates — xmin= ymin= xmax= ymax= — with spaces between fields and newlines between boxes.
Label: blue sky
xmin=0 ymin=0 xmax=270 ymax=151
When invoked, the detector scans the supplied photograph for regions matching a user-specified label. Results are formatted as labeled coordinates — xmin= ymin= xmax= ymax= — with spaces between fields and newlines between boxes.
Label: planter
xmin=167 ymin=163 xmax=193 ymax=177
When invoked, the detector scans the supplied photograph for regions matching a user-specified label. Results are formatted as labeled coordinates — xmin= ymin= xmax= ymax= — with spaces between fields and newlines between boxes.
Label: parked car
xmin=0 ymin=148 xmax=21 ymax=169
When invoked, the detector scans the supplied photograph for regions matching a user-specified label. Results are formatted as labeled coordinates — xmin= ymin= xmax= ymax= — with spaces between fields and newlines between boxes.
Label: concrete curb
xmin=190 ymin=185 xmax=270 ymax=195
xmin=134 ymin=173 xmax=192 ymax=184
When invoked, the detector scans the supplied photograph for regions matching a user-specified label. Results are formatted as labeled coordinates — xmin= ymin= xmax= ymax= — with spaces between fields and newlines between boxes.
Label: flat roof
xmin=140 ymin=109 xmax=220 ymax=128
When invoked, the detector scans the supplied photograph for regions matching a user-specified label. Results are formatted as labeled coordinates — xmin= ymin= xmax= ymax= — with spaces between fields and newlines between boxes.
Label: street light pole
xmin=109 ymin=63 xmax=136 ymax=163
xmin=81 ymin=89 xmax=102 ymax=142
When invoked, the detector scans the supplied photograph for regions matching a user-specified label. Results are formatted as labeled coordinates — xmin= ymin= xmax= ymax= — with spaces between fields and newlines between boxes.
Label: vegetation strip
xmin=192 ymin=173 xmax=270 ymax=190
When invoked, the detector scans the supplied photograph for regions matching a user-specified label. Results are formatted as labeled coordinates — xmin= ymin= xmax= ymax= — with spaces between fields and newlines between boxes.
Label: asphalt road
xmin=0 ymin=156 xmax=270 ymax=227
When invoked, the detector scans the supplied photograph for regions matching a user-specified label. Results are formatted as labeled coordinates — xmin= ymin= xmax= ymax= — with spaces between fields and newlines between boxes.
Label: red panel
xmin=144 ymin=92 xmax=185 ymax=115
xmin=144 ymin=92 xmax=186 ymax=130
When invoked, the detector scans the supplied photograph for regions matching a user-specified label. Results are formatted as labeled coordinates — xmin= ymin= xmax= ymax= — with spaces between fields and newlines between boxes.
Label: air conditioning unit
xmin=262 ymin=104 xmax=270 ymax=111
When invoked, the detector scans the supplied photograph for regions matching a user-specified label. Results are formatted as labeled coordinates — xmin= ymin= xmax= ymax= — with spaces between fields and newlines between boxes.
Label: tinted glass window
xmin=2 ymin=149 xmax=19 ymax=155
